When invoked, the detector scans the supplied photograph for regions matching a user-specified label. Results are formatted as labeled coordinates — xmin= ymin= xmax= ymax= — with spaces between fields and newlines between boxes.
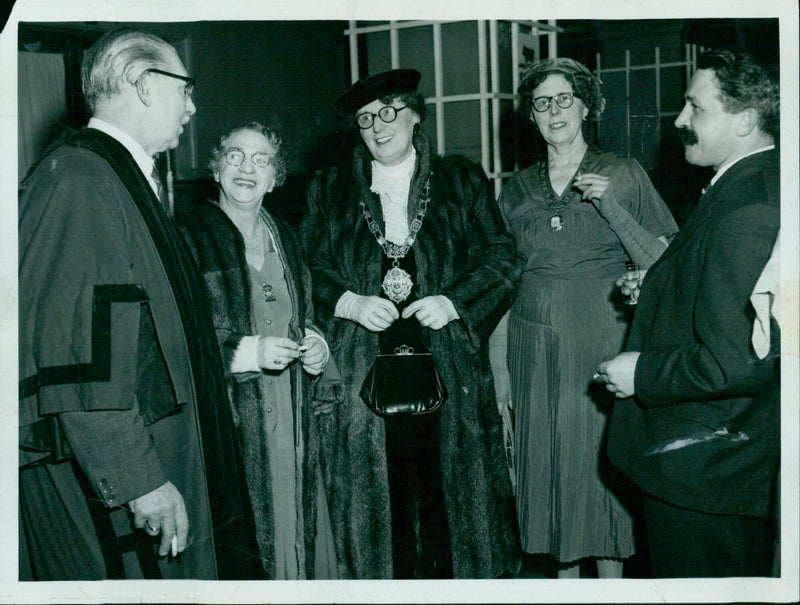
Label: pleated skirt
xmin=509 ymin=273 xmax=635 ymax=562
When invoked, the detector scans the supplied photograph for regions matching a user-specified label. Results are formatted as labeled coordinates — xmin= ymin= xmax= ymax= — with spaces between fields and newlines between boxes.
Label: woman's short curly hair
xmin=698 ymin=49 xmax=779 ymax=140
xmin=207 ymin=122 xmax=287 ymax=187
xmin=519 ymin=57 xmax=606 ymax=122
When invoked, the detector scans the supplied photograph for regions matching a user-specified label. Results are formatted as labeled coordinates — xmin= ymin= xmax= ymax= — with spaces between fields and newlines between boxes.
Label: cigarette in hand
xmin=171 ymin=534 xmax=178 ymax=557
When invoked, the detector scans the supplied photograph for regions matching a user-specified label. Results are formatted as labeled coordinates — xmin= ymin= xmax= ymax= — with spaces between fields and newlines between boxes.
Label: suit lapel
xmin=651 ymin=187 xmax=717 ymax=265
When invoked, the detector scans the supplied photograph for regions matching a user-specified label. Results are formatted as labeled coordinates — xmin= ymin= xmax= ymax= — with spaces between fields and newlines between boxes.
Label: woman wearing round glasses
xmin=300 ymin=69 xmax=521 ymax=578
xmin=180 ymin=122 xmax=341 ymax=579
xmin=496 ymin=58 xmax=678 ymax=578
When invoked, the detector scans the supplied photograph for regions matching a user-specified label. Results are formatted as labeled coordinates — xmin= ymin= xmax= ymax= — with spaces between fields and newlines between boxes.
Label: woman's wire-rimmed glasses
xmin=354 ymin=105 xmax=409 ymax=129
xmin=531 ymin=92 xmax=581 ymax=113
xmin=138 ymin=68 xmax=196 ymax=100
xmin=224 ymin=148 xmax=274 ymax=169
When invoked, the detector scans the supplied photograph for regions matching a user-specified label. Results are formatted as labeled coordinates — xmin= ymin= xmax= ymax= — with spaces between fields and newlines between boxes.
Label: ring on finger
xmin=145 ymin=520 xmax=160 ymax=534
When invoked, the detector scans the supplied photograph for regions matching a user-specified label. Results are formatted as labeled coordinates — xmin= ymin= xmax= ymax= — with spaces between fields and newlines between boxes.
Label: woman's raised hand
xmin=257 ymin=336 xmax=301 ymax=371
xmin=573 ymin=172 xmax=616 ymax=216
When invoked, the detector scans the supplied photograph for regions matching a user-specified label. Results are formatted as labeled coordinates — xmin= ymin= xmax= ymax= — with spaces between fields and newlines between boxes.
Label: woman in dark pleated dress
xmin=498 ymin=58 xmax=678 ymax=578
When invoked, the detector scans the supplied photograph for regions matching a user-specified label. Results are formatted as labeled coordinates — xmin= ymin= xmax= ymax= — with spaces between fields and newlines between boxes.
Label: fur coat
xmin=181 ymin=200 xmax=341 ymax=578
xmin=300 ymin=133 xmax=523 ymax=578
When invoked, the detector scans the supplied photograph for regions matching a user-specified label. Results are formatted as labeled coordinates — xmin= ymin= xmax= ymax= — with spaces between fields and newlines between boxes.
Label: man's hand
xmin=401 ymin=295 xmax=459 ymax=330
xmin=595 ymin=352 xmax=641 ymax=399
xmin=616 ymin=268 xmax=648 ymax=299
xmin=129 ymin=481 xmax=189 ymax=557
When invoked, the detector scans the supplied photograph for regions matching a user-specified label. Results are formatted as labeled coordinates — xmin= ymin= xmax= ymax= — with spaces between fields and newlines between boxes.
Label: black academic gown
xmin=18 ymin=128 xmax=262 ymax=580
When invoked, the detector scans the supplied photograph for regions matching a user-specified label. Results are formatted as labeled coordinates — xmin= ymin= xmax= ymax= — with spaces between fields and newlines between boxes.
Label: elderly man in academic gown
xmin=18 ymin=28 xmax=262 ymax=580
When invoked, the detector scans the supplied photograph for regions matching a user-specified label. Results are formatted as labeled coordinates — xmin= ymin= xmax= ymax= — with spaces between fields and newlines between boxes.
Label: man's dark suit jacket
xmin=607 ymin=149 xmax=780 ymax=518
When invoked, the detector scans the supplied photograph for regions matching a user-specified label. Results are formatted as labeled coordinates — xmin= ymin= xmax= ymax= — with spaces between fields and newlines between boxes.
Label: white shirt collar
xmin=87 ymin=117 xmax=156 ymax=180
xmin=710 ymin=145 xmax=775 ymax=187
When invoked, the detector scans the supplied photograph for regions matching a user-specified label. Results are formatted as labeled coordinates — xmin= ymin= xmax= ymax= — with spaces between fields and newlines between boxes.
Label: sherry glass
xmin=622 ymin=261 xmax=641 ymax=305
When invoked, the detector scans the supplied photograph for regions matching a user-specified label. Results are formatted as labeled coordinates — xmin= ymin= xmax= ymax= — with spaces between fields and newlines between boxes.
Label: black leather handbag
xmin=360 ymin=344 xmax=448 ymax=417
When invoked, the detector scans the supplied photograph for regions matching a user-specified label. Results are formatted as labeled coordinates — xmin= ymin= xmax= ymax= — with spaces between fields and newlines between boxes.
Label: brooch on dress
xmin=539 ymin=150 xmax=596 ymax=233
xmin=549 ymin=215 xmax=564 ymax=232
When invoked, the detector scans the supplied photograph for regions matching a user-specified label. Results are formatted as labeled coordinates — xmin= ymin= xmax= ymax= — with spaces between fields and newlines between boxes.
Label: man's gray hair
xmin=81 ymin=28 xmax=177 ymax=113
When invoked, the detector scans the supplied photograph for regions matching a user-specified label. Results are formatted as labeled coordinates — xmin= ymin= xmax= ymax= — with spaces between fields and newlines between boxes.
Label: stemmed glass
xmin=622 ymin=261 xmax=641 ymax=305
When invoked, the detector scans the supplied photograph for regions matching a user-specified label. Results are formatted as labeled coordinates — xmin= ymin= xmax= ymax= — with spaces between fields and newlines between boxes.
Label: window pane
xmin=660 ymin=66 xmax=686 ymax=113
xmin=365 ymin=31 xmax=391 ymax=75
xmin=441 ymin=22 xmax=479 ymax=96
xmin=398 ymin=26 xmax=434 ymax=97
xmin=443 ymin=101 xmax=481 ymax=163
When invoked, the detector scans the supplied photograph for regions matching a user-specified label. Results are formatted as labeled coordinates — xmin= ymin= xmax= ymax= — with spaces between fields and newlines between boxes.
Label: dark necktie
xmin=150 ymin=166 xmax=168 ymax=208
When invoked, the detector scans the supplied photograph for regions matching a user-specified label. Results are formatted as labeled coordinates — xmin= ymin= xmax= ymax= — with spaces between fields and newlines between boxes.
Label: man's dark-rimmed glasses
xmin=138 ymin=68 xmax=196 ymax=100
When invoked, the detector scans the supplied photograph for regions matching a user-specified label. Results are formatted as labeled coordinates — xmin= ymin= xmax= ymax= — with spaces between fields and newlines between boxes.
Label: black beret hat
xmin=335 ymin=68 xmax=421 ymax=115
